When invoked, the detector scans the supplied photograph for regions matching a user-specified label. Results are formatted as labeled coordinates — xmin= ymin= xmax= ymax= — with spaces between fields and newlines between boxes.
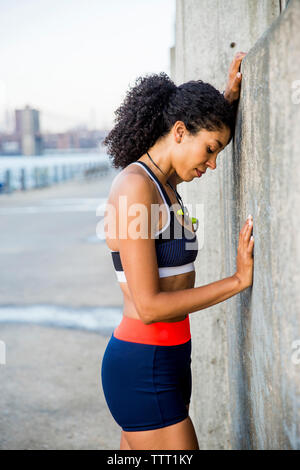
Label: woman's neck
xmin=167 ymin=172 xmax=178 ymax=187
xmin=168 ymin=172 xmax=183 ymax=187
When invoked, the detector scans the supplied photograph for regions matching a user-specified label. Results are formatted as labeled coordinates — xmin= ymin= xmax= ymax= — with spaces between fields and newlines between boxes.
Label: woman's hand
xmin=223 ymin=51 xmax=247 ymax=104
xmin=234 ymin=215 xmax=254 ymax=290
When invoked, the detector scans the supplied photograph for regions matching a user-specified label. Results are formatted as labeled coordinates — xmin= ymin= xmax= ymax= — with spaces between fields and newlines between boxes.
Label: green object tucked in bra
xmin=177 ymin=209 xmax=199 ymax=231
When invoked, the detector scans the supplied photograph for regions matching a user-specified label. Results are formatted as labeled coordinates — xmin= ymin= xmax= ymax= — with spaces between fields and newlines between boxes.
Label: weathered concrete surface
xmin=174 ymin=0 xmax=300 ymax=449
xmin=230 ymin=1 xmax=300 ymax=449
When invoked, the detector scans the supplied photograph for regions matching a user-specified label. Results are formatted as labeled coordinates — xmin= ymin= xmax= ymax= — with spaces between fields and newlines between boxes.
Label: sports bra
xmin=110 ymin=160 xmax=199 ymax=283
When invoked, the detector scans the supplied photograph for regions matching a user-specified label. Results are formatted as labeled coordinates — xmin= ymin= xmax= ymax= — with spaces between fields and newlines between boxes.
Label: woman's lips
xmin=195 ymin=169 xmax=203 ymax=177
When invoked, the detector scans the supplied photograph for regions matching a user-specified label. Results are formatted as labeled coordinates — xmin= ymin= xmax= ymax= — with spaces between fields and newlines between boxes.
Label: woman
xmin=101 ymin=52 xmax=253 ymax=450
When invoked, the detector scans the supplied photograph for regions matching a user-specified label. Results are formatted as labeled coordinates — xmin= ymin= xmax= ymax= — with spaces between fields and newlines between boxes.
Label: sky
xmin=0 ymin=0 xmax=176 ymax=132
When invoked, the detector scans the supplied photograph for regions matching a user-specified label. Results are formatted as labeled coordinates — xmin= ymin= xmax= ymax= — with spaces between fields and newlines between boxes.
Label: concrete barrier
xmin=174 ymin=0 xmax=300 ymax=449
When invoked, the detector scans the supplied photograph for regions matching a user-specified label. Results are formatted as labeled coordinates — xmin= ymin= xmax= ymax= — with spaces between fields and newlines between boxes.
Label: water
xmin=0 ymin=305 xmax=123 ymax=336
xmin=0 ymin=152 xmax=110 ymax=192
xmin=0 ymin=152 xmax=108 ymax=168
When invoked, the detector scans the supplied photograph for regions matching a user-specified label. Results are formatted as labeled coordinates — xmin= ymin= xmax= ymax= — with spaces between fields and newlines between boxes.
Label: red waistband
xmin=113 ymin=315 xmax=191 ymax=346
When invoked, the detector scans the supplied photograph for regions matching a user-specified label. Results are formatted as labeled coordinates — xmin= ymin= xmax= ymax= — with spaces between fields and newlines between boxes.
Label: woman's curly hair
xmin=103 ymin=72 xmax=236 ymax=169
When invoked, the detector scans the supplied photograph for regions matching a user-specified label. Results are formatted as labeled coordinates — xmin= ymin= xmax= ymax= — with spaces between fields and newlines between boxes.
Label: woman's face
xmin=174 ymin=125 xmax=231 ymax=182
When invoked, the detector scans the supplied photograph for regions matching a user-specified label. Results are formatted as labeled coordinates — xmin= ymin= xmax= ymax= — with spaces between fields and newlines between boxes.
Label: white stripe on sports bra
xmin=114 ymin=261 xmax=195 ymax=283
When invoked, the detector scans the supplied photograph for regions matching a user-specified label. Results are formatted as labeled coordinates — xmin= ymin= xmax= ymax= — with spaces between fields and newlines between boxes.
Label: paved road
xmin=0 ymin=170 xmax=124 ymax=450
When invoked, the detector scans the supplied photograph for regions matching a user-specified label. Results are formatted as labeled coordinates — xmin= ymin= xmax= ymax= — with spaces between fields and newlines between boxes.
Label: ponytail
xmin=103 ymin=72 xmax=176 ymax=169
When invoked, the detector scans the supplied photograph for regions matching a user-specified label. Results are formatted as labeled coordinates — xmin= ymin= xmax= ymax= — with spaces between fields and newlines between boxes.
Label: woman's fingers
xmin=231 ymin=52 xmax=247 ymax=73
xmin=247 ymin=235 xmax=255 ymax=254
xmin=238 ymin=218 xmax=253 ymax=253
xmin=228 ymin=71 xmax=243 ymax=96
xmin=229 ymin=52 xmax=247 ymax=84
xmin=239 ymin=222 xmax=247 ymax=240
xmin=224 ymin=51 xmax=248 ymax=103
xmin=240 ymin=215 xmax=252 ymax=239
xmin=235 ymin=71 xmax=242 ymax=82
xmin=244 ymin=218 xmax=253 ymax=242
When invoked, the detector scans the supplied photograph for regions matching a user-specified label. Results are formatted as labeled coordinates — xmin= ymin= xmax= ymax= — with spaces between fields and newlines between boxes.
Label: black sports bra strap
xmin=132 ymin=161 xmax=172 ymax=207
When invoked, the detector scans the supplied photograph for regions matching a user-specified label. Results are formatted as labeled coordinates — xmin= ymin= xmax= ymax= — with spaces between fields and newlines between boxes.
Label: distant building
xmin=42 ymin=128 xmax=106 ymax=152
xmin=0 ymin=134 xmax=20 ymax=155
xmin=0 ymin=105 xmax=108 ymax=155
xmin=15 ymin=105 xmax=43 ymax=156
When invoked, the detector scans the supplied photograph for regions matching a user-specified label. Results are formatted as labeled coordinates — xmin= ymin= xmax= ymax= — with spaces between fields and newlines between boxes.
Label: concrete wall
xmin=174 ymin=0 xmax=300 ymax=449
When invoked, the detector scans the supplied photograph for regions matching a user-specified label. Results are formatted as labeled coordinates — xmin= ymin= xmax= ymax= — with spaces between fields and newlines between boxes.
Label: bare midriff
xmin=105 ymin=160 xmax=196 ymax=324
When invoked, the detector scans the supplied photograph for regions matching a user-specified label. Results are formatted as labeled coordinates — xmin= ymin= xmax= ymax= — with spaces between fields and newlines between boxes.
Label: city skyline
xmin=0 ymin=104 xmax=107 ymax=156
xmin=0 ymin=0 xmax=176 ymax=133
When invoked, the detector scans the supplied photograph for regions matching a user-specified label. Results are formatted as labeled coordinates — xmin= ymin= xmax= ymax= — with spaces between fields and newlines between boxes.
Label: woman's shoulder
xmin=109 ymin=163 xmax=157 ymax=205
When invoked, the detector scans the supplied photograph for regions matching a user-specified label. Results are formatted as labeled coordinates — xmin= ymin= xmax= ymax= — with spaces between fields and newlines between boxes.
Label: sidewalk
xmin=0 ymin=172 xmax=123 ymax=449
xmin=0 ymin=324 xmax=120 ymax=450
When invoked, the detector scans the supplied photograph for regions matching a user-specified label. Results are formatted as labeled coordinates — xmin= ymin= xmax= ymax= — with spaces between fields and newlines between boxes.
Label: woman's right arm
xmin=147 ymin=216 xmax=254 ymax=323
xmin=115 ymin=174 xmax=254 ymax=325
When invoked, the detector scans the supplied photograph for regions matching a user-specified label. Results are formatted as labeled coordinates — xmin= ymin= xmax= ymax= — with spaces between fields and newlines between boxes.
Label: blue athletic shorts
xmin=100 ymin=333 xmax=192 ymax=432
